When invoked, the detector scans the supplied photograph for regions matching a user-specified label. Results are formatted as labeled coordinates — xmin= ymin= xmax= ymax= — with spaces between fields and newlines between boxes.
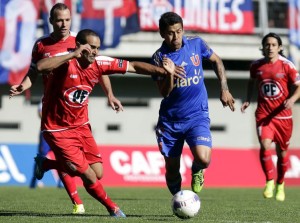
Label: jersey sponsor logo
xmin=259 ymin=79 xmax=283 ymax=100
xmin=174 ymin=75 xmax=202 ymax=88
xmin=190 ymin=54 xmax=200 ymax=66
xmin=0 ymin=145 xmax=26 ymax=183
xmin=64 ymin=85 xmax=92 ymax=108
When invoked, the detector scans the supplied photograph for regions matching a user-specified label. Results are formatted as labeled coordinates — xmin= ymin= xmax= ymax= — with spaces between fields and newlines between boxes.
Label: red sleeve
xmin=31 ymin=41 xmax=43 ymax=64
xmin=249 ymin=62 xmax=257 ymax=79
xmin=95 ymin=56 xmax=128 ymax=75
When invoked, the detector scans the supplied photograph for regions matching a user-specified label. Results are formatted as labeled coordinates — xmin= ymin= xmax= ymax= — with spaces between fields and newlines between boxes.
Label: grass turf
xmin=0 ymin=186 xmax=299 ymax=223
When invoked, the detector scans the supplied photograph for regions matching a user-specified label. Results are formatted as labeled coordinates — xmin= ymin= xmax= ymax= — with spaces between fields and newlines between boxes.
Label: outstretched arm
xmin=127 ymin=60 xmax=185 ymax=79
xmin=209 ymin=52 xmax=235 ymax=111
xmin=99 ymin=75 xmax=123 ymax=113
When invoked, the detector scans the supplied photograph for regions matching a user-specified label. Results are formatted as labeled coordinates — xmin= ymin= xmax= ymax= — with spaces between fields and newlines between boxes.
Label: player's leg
xmin=84 ymin=162 xmax=125 ymax=217
xmin=155 ymin=120 xmax=184 ymax=195
xmin=257 ymin=122 xmax=276 ymax=198
xmin=275 ymin=145 xmax=287 ymax=201
xmin=259 ymin=138 xmax=275 ymax=198
xmin=190 ymin=145 xmax=211 ymax=193
xmin=57 ymin=171 xmax=85 ymax=214
xmin=80 ymin=125 xmax=125 ymax=217
xmin=42 ymin=131 xmax=85 ymax=214
xmin=164 ymin=156 xmax=182 ymax=195
xmin=29 ymin=163 xmax=38 ymax=188
xmin=274 ymin=119 xmax=291 ymax=201
xmin=186 ymin=116 xmax=212 ymax=193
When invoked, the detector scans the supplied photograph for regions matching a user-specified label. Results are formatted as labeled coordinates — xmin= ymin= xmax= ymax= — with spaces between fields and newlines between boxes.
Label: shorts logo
xmin=197 ymin=136 xmax=211 ymax=142
xmin=64 ymin=85 xmax=92 ymax=107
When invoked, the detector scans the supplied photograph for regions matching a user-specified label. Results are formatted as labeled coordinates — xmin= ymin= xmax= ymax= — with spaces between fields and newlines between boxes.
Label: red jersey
xmin=32 ymin=32 xmax=77 ymax=90
xmin=32 ymin=32 xmax=77 ymax=63
xmin=41 ymin=56 xmax=129 ymax=131
xmin=250 ymin=55 xmax=300 ymax=120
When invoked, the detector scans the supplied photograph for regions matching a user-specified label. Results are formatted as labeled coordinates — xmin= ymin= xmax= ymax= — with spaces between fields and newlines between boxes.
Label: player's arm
xmin=36 ymin=44 xmax=91 ymax=72
xmin=99 ymin=75 xmax=123 ymax=113
xmin=128 ymin=58 xmax=185 ymax=98
xmin=241 ymin=78 xmax=256 ymax=113
xmin=209 ymin=52 xmax=235 ymax=111
xmin=127 ymin=60 xmax=185 ymax=79
xmin=9 ymin=65 xmax=38 ymax=98
xmin=284 ymin=82 xmax=300 ymax=109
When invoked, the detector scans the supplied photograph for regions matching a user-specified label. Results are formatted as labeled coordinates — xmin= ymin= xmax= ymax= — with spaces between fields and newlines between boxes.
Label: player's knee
xmin=201 ymin=159 xmax=210 ymax=168
xmin=95 ymin=172 xmax=103 ymax=180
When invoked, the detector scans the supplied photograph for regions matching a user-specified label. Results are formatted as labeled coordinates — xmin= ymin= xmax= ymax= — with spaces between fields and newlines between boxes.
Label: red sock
xmin=260 ymin=149 xmax=274 ymax=181
xmin=277 ymin=156 xmax=289 ymax=184
xmin=43 ymin=159 xmax=58 ymax=171
xmin=84 ymin=180 xmax=117 ymax=211
xmin=59 ymin=172 xmax=83 ymax=205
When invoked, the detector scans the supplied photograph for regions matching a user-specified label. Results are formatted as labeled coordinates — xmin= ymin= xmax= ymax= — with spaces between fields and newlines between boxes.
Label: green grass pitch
xmin=0 ymin=186 xmax=299 ymax=223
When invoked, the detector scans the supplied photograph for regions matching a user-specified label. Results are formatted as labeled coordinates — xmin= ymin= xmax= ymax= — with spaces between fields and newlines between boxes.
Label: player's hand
xmin=220 ymin=90 xmax=235 ymax=111
xmin=9 ymin=85 xmax=24 ymax=98
xmin=162 ymin=57 xmax=186 ymax=79
xmin=74 ymin=43 xmax=92 ymax=58
xmin=108 ymin=96 xmax=124 ymax=113
xmin=241 ymin=101 xmax=250 ymax=113
xmin=283 ymin=98 xmax=295 ymax=110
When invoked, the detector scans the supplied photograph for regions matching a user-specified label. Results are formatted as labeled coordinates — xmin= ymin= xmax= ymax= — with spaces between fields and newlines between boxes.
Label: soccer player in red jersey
xmin=241 ymin=33 xmax=300 ymax=201
xmin=10 ymin=3 xmax=123 ymax=214
xmin=10 ymin=28 xmax=183 ymax=217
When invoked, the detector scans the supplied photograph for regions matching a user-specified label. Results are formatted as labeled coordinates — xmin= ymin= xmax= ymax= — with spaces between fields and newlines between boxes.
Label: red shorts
xmin=43 ymin=124 xmax=102 ymax=176
xmin=256 ymin=118 xmax=293 ymax=150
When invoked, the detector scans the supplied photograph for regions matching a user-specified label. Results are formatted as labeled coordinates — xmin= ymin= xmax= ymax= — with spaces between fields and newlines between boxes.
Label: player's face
xmin=51 ymin=9 xmax=71 ymax=39
xmin=81 ymin=35 xmax=101 ymax=64
xmin=161 ymin=23 xmax=184 ymax=51
xmin=263 ymin=37 xmax=281 ymax=61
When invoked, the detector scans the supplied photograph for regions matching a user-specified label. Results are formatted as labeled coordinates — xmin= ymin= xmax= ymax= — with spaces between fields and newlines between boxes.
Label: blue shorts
xmin=155 ymin=116 xmax=212 ymax=157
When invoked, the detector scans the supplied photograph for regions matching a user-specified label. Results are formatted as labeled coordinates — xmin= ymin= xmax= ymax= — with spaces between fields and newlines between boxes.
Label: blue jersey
xmin=152 ymin=36 xmax=213 ymax=121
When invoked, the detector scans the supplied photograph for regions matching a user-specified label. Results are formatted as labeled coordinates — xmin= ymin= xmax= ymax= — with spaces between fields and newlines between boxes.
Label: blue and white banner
xmin=137 ymin=0 xmax=254 ymax=33
xmin=0 ymin=144 xmax=62 ymax=187
xmin=289 ymin=0 xmax=300 ymax=48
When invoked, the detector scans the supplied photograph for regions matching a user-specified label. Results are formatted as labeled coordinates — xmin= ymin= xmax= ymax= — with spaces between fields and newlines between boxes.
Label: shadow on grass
xmin=0 ymin=210 xmax=173 ymax=219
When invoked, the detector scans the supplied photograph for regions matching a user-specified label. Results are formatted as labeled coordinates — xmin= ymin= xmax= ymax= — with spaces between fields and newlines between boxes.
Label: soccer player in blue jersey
xmin=152 ymin=12 xmax=235 ymax=195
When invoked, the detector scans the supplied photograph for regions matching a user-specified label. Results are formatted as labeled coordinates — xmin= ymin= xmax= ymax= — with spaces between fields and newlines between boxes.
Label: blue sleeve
xmin=199 ymin=38 xmax=214 ymax=59
xmin=151 ymin=51 xmax=165 ymax=81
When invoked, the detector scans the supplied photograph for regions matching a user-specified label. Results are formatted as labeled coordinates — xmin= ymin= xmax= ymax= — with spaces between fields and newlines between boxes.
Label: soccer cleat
xmin=191 ymin=169 xmax=204 ymax=193
xmin=275 ymin=182 xmax=285 ymax=201
xmin=263 ymin=179 xmax=275 ymax=198
xmin=109 ymin=207 xmax=126 ymax=218
xmin=72 ymin=204 xmax=85 ymax=214
xmin=34 ymin=154 xmax=46 ymax=180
